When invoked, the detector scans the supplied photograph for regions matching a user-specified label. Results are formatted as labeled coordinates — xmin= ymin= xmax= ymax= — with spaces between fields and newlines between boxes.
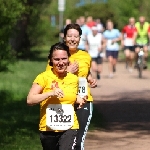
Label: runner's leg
xmin=124 ymin=49 xmax=130 ymax=68
xmin=143 ymin=45 xmax=148 ymax=68
xmin=40 ymin=131 xmax=61 ymax=150
xmin=97 ymin=56 xmax=103 ymax=79
xmin=134 ymin=46 xmax=140 ymax=68
xmin=75 ymin=102 xmax=93 ymax=150
xmin=59 ymin=129 xmax=78 ymax=150
xmin=91 ymin=60 xmax=98 ymax=79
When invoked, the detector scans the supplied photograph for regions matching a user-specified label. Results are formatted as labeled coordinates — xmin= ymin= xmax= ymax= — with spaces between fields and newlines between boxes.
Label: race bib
xmin=46 ymin=104 xmax=74 ymax=130
xmin=78 ymin=77 xmax=88 ymax=98
xmin=124 ymin=38 xmax=133 ymax=46
xmin=107 ymin=39 xmax=113 ymax=46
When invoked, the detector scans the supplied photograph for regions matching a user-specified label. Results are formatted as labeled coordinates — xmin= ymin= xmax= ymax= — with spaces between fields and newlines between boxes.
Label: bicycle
xmin=137 ymin=48 xmax=144 ymax=78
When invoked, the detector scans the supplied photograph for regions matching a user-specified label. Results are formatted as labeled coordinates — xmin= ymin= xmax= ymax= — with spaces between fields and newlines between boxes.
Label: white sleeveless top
xmin=87 ymin=33 xmax=102 ymax=58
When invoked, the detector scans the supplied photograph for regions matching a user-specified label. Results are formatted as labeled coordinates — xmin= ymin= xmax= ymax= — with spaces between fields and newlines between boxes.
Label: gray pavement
xmin=84 ymin=62 xmax=150 ymax=150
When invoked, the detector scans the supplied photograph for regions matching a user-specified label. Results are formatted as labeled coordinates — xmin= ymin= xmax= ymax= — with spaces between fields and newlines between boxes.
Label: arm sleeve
xmin=33 ymin=73 xmax=46 ymax=88
xmin=116 ymin=29 xmax=121 ymax=37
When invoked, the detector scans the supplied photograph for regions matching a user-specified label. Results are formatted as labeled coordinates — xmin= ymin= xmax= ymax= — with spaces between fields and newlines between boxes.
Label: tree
xmin=108 ymin=0 xmax=150 ymax=29
xmin=0 ymin=0 xmax=52 ymax=70
xmin=10 ymin=0 xmax=53 ymax=58
xmin=0 ymin=0 xmax=25 ymax=70
xmin=66 ymin=3 xmax=114 ymax=29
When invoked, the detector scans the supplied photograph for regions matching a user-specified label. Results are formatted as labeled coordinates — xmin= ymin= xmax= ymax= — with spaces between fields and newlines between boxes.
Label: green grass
xmin=0 ymin=57 xmax=48 ymax=149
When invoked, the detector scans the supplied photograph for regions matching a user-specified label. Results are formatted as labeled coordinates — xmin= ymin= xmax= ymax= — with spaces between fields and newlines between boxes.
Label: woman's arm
xmin=112 ymin=33 xmax=122 ymax=43
xmin=87 ymin=71 xmax=97 ymax=88
xmin=27 ymin=83 xmax=54 ymax=106
xmin=27 ymin=83 xmax=64 ymax=106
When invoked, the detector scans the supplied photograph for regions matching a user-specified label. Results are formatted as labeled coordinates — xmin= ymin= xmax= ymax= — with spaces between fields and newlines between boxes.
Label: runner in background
xmin=86 ymin=26 xmax=105 ymax=80
xmin=95 ymin=18 xmax=104 ymax=33
xmin=86 ymin=16 xmax=96 ymax=28
xmin=76 ymin=18 xmax=81 ymax=26
xmin=59 ymin=19 xmax=71 ymax=42
xmin=103 ymin=20 xmax=122 ymax=78
xmin=121 ymin=17 xmax=137 ymax=72
xmin=134 ymin=16 xmax=150 ymax=69
xmin=77 ymin=16 xmax=91 ymax=51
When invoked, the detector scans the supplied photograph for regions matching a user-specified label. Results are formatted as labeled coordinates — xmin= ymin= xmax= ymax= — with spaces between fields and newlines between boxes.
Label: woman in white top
xmin=86 ymin=26 xmax=105 ymax=79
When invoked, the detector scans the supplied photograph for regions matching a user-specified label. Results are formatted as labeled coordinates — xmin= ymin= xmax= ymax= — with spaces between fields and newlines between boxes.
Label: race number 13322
xmin=46 ymin=104 xmax=74 ymax=130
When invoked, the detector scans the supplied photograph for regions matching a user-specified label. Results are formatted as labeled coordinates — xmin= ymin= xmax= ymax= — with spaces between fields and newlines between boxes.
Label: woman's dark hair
xmin=48 ymin=42 xmax=70 ymax=66
xmin=64 ymin=23 xmax=82 ymax=38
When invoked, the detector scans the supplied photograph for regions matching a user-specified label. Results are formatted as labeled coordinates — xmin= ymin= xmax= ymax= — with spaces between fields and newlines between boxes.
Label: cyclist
xmin=134 ymin=16 xmax=150 ymax=69
xmin=121 ymin=17 xmax=137 ymax=72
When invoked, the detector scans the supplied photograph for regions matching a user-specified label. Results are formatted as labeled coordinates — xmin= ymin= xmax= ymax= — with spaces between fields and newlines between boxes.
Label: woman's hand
xmin=76 ymin=95 xmax=87 ymax=109
xmin=89 ymin=78 xmax=97 ymax=88
xmin=67 ymin=61 xmax=79 ymax=74
xmin=98 ymin=47 xmax=102 ymax=53
xmin=87 ymin=74 xmax=97 ymax=88
xmin=53 ymin=88 xmax=64 ymax=98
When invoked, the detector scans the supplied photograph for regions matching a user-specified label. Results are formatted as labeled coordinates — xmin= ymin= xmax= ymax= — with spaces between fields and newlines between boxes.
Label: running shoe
xmin=108 ymin=73 xmax=113 ymax=78
xmin=128 ymin=68 xmax=133 ymax=73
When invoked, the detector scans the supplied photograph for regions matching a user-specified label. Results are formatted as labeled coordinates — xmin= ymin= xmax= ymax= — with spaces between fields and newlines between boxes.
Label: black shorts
xmin=40 ymin=129 xmax=77 ymax=150
xmin=106 ymin=50 xmax=119 ymax=59
xmin=124 ymin=46 xmax=135 ymax=52
xmin=92 ymin=56 xmax=103 ymax=64
xmin=135 ymin=43 xmax=149 ymax=48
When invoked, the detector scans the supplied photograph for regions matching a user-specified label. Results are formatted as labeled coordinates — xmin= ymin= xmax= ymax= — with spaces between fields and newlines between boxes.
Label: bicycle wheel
xmin=138 ymin=56 xmax=143 ymax=78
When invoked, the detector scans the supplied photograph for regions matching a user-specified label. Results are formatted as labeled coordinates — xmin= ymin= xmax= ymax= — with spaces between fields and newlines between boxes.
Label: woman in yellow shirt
xmin=46 ymin=24 xmax=97 ymax=150
xmin=27 ymin=42 xmax=85 ymax=150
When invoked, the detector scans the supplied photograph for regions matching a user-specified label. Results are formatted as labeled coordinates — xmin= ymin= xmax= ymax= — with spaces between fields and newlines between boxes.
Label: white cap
xmin=91 ymin=26 xmax=98 ymax=30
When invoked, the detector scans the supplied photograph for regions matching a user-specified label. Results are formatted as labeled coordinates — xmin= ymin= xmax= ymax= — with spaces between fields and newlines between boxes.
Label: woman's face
xmin=51 ymin=50 xmax=69 ymax=75
xmin=107 ymin=22 xmax=113 ymax=30
xmin=64 ymin=29 xmax=80 ymax=51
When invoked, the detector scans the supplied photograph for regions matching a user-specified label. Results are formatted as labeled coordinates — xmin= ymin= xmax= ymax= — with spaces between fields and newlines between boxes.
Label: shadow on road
xmin=93 ymin=90 xmax=150 ymax=133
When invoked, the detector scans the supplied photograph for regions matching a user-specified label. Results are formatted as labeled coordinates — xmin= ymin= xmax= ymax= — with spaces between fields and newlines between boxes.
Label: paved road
xmin=84 ymin=62 xmax=150 ymax=150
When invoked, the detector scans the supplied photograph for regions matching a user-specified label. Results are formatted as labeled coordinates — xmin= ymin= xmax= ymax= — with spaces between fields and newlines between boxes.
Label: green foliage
xmin=67 ymin=3 xmax=114 ymax=24
xmin=26 ymin=0 xmax=53 ymax=46
xmin=0 ymin=0 xmax=53 ymax=69
xmin=0 ymin=0 xmax=25 ymax=70
xmin=108 ymin=0 xmax=150 ymax=29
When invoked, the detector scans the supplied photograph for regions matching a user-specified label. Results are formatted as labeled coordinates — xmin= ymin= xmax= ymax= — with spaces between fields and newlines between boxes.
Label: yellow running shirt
xmin=46 ymin=50 xmax=93 ymax=101
xmin=33 ymin=69 xmax=79 ymax=132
